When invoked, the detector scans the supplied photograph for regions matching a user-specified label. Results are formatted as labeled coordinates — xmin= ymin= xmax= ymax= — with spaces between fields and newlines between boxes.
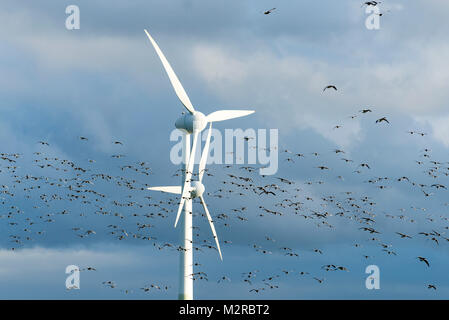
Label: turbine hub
xmin=192 ymin=111 xmax=207 ymax=132
xmin=190 ymin=181 xmax=205 ymax=198
xmin=175 ymin=111 xmax=207 ymax=134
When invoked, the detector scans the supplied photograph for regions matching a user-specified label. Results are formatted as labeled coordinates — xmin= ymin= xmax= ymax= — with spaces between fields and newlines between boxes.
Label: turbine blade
xmin=199 ymin=123 xmax=212 ymax=182
xmin=144 ymin=29 xmax=195 ymax=114
xmin=206 ymin=110 xmax=255 ymax=123
xmin=174 ymin=196 xmax=186 ymax=227
xmin=174 ymin=130 xmax=199 ymax=227
xmin=147 ymin=186 xmax=181 ymax=194
xmin=199 ymin=195 xmax=222 ymax=261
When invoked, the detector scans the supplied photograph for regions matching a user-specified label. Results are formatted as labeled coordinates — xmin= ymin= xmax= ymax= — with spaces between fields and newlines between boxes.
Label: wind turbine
xmin=143 ymin=29 xmax=255 ymax=300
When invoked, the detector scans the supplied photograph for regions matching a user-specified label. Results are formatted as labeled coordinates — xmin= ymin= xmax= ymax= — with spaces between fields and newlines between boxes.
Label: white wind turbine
xmin=143 ymin=29 xmax=254 ymax=300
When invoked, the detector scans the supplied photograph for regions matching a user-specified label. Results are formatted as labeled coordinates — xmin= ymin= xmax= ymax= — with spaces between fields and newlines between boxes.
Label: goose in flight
xmin=81 ymin=267 xmax=96 ymax=271
xmin=359 ymin=163 xmax=370 ymax=169
xmin=362 ymin=1 xmax=381 ymax=6
xmin=396 ymin=232 xmax=412 ymax=239
xmin=417 ymin=256 xmax=430 ymax=267
xmin=323 ymin=85 xmax=337 ymax=92
xmin=313 ymin=277 xmax=324 ymax=283
xmin=376 ymin=117 xmax=389 ymax=124
xmin=263 ymin=8 xmax=276 ymax=15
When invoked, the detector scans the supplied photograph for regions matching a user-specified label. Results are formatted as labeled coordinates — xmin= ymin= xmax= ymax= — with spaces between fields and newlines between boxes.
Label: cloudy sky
xmin=0 ymin=0 xmax=449 ymax=299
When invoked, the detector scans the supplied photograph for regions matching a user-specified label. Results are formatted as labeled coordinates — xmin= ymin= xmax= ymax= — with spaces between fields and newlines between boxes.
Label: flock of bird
xmin=1 ymin=2 xmax=446 ymax=298
xmin=1 ymin=83 xmax=447 ymax=297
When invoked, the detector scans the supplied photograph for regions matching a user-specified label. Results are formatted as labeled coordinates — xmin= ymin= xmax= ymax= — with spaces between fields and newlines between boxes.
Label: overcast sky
xmin=0 ymin=0 xmax=448 ymax=299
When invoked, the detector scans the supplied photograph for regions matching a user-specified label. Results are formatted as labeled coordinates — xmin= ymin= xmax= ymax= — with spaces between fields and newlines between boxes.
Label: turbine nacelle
xmin=189 ymin=181 xmax=205 ymax=198
xmin=175 ymin=111 xmax=207 ymax=134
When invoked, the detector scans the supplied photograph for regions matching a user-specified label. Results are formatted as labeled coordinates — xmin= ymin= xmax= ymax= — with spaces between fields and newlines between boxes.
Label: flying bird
xmin=263 ymin=8 xmax=276 ymax=15
xmin=323 ymin=85 xmax=337 ymax=92
xmin=376 ymin=117 xmax=389 ymax=124
xmin=362 ymin=1 xmax=381 ymax=6
xmin=417 ymin=256 xmax=430 ymax=267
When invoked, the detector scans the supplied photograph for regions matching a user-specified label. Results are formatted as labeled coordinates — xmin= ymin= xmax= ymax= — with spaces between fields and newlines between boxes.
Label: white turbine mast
xmin=144 ymin=29 xmax=254 ymax=300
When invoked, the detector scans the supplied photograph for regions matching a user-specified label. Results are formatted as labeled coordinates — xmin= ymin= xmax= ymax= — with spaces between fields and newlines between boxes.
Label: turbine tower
xmin=143 ymin=29 xmax=255 ymax=300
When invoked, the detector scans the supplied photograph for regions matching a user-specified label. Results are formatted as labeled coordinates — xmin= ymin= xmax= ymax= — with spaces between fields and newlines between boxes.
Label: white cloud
xmin=414 ymin=115 xmax=449 ymax=148
xmin=190 ymin=37 xmax=449 ymax=150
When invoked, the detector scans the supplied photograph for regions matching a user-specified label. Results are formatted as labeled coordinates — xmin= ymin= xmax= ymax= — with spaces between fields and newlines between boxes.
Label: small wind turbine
xmin=143 ymin=29 xmax=254 ymax=300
